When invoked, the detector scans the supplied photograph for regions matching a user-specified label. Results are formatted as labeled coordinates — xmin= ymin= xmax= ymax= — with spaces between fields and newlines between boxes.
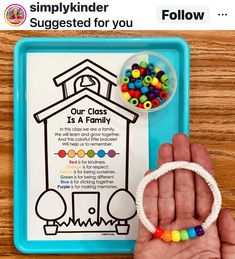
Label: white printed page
xmin=27 ymin=53 xmax=149 ymax=240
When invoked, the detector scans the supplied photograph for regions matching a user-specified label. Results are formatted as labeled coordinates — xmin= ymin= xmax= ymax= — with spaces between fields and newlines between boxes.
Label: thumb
xmin=217 ymin=209 xmax=235 ymax=258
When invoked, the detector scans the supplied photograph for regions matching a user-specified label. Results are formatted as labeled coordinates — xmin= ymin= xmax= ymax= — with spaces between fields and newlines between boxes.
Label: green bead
xmin=161 ymin=74 xmax=168 ymax=84
xmin=122 ymin=76 xmax=129 ymax=84
xmin=139 ymin=95 xmax=148 ymax=103
xmin=144 ymin=76 xmax=152 ymax=84
xmin=162 ymin=84 xmax=169 ymax=91
xmin=180 ymin=230 xmax=189 ymax=241
xmin=87 ymin=150 xmax=95 ymax=158
xmin=129 ymin=98 xmax=139 ymax=106
xmin=140 ymin=61 xmax=148 ymax=68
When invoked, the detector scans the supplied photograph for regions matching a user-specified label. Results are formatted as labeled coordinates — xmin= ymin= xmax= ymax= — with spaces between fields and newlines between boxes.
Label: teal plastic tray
xmin=14 ymin=37 xmax=190 ymax=254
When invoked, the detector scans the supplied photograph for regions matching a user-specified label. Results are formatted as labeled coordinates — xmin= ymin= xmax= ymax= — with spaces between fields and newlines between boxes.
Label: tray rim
xmin=14 ymin=37 xmax=190 ymax=254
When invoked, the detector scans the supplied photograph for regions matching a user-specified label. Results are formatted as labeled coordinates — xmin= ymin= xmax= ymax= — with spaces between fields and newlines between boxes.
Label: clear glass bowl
xmin=118 ymin=51 xmax=177 ymax=113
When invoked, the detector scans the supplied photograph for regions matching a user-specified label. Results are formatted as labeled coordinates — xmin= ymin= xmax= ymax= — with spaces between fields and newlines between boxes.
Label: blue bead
xmin=148 ymin=62 xmax=155 ymax=70
xmin=141 ymin=86 xmax=149 ymax=94
xmin=125 ymin=69 xmax=132 ymax=77
xmin=157 ymin=97 xmax=164 ymax=105
xmin=128 ymin=82 xmax=135 ymax=90
xmin=97 ymin=149 xmax=106 ymax=158
xmin=194 ymin=225 xmax=205 ymax=236
xmin=135 ymin=80 xmax=142 ymax=88
xmin=187 ymin=227 xmax=197 ymax=239
xmin=151 ymin=71 xmax=157 ymax=77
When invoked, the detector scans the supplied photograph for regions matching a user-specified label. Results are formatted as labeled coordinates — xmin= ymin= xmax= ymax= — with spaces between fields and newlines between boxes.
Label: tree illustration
xmin=107 ymin=189 xmax=136 ymax=234
xmin=35 ymin=189 xmax=67 ymax=235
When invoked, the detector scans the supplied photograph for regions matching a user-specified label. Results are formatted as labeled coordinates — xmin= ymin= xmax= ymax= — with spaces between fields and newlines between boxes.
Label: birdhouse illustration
xmin=34 ymin=59 xmax=138 ymax=235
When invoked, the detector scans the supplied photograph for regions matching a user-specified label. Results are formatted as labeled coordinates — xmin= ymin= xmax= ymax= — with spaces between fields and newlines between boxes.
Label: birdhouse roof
xmin=34 ymin=88 xmax=138 ymax=123
xmin=53 ymin=59 xmax=117 ymax=87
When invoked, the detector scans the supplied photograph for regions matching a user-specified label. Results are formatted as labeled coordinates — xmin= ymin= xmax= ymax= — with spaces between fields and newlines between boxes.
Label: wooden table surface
xmin=0 ymin=31 xmax=235 ymax=258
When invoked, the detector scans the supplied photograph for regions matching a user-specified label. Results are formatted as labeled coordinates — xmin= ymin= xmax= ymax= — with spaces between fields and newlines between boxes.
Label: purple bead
xmin=130 ymin=77 xmax=136 ymax=83
xmin=154 ymin=89 xmax=161 ymax=96
xmin=194 ymin=225 xmax=205 ymax=236
xmin=131 ymin=63 xmax=139 ymax=70
xmin=148 ymin=86 xmax=155 ymax=93
xmin=147 ymin=93 xmax=155 ymax=101
xmin=157 ymin=70 xmax=165 ymax=80
xmin=145 ymin=68 xmax=152 ymax=76
xmin=108 ymin=150 xmax=116 ymax=158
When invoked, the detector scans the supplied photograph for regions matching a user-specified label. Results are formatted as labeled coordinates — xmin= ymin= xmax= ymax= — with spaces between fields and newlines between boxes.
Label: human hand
xmin=134 ymin=134 xmax=235 ymax=259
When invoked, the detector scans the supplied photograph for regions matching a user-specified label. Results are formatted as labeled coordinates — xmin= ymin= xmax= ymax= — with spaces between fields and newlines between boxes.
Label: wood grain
xmin=0 ymin=31 xmax=235 ymax=258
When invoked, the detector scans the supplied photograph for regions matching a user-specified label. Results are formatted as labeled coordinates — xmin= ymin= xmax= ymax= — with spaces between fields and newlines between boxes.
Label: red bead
xmin=139 ymin=67 xmax=145 ymax=76
xmin=153 ymin=226 xmax=164 ymax=238
xmin=152 ymin=99 xmax=160 ymax=107
xmin=160 ymin=91 xmax=168 ymax=100
xmin=128 ymin=89 xmax=135 ymax=97
xmin=58 ymin=150 xmax=66 ymax=158
xmin=121 ymin=84 xmax=128 ymax=92
xmin=133 ymin=90 xmax=141 ymax=99
xmin=137 ymin=103 xmax=144 ymax=108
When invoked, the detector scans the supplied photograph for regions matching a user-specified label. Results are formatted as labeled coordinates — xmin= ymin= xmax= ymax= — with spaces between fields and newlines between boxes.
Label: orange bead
xmin=162 ymin=230 xmax=172 ymax=242
xmin=155 ymin=82 xmax=162 ymax=89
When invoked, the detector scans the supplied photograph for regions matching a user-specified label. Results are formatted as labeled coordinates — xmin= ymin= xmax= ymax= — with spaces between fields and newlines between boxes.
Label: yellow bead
xmin=154 ymin=67 xmax=160 ymax=73
xmin=123 ymin=92 xmax=131 ymax=101
xmin=132 ymin=69 xmax=140 ymax=78
xmin=143 ymin=101 xmax=152 ymax=110
xmin=151 ymin=77 xmax=159 ymax=86
xmin=68 ymin=150 xmax=76 ymax=158
xmin=172 ymin=230 xmax=181 ymax=242
xmin=77 ymin=149 xmax=85 ymax=158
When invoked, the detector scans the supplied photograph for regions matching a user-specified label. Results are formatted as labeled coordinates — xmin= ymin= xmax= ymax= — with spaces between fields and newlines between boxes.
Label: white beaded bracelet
xmin=136 ymin=161 xmax=222 ymax=242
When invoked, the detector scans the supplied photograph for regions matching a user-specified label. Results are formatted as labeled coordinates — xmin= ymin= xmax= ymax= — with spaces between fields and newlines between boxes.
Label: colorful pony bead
xmin=139 ymin=95 xmax=148 ymax=103
xmin=152 ymin=99 xmax=160 ymax=107
xmin=162 ymin=230 xmax=172 ymax=242
xmin=172 ymin=231 xmax=181 ymax=242
xmin=139 ymin=67 xmax=145 ymax=75
xmin=131 ymin=63 xmax=139 ymax=70
xmin=122 ymin=76 xmax=130 ymax=84
xmin=143 ymin=101 xmax=152 ymax=110
xmin=141 ymin=86 xmax=149 ymax=94
xmin=135 ymin=79 xmax=143 ymax=88
xmin=187 ymin=227 xmax=197 ymax=239
xmin=180 ymin=230 xmax=189 ymax=241
xmin=153 ymin=226 xmax=164 ymax=238
xmin=130 ymin=98 xmax=139 ymax=106
xmin=122 ymin=92 xmax=131 ymax=101
xmin=140 ymin=61 xmax=148 ymax=68
xmin=125 ymin=69 xmax=132 ymax=77
xmin=148 ymin=62 xmax=155 ymax=70
xmin=121 ymin=84 xmax=128 ymax=92
xmin=160 ymin=91 xmax=168 ymax=100
xmin=194 ymin=225 xmax=205 ymax=236
xmin=144 ymin=75 xmax=152 ymax=84
xmin=151 ymin=77 xmax=158 ymax=86
xmin=132 ymin=69 xmax=140 ymax=78
xmin=133 ymin=90 xmax=141 ymax=99
xmin=128 ymin=82 xmax=135 ymax=90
